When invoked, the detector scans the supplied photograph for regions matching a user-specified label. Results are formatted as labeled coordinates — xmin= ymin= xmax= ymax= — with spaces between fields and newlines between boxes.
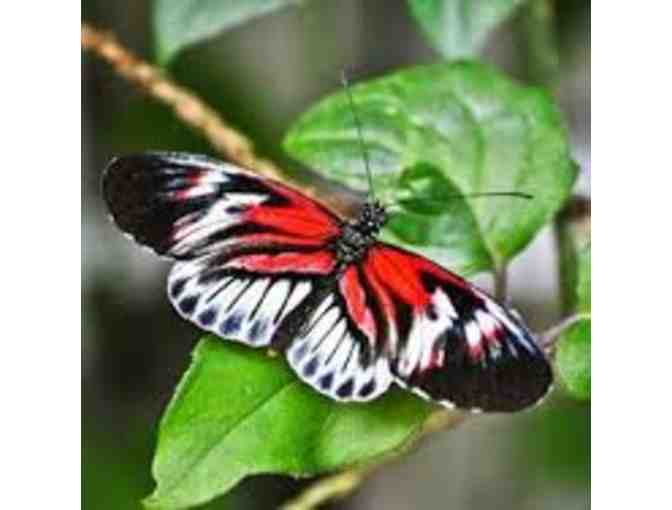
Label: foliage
xmin=285 ymin=62 xmax=577 ymax=275
xmin=407 ymin=0 xmax=525 ymax=59
xmin=557 ymin=235 xmax=591 ymax=400
xmin=129 ymin=1 xmax=588 ymax=508
xmin=146 ymin=339 xmax=432 ymax=509
xmin=147 ymin=61 xmax=576 ymax=509
xmin=154 ymin=0 xmax=302 ymax=64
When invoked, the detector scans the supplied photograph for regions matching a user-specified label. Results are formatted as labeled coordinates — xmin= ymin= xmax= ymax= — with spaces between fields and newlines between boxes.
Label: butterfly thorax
xmin=333 ymin=201 xmax=387 ymax=264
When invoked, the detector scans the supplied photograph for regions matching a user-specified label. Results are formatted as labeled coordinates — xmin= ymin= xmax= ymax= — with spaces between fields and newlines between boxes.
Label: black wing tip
xmin=402 ymin=342 xmax=554 ymax=413
xmin=101 ymin=153 xmax=183 ymax=255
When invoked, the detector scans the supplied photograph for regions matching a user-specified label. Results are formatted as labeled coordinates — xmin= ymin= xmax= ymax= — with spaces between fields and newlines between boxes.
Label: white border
xmin=593 ymin=3 xmax=672 ymax=509
xmin=2 ymin=4 xmax=81 ymax=507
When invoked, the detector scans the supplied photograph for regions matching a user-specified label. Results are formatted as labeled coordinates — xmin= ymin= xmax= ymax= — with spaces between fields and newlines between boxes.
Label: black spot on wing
xmin=292 ymin=342 xmax=308 ymax=364
xmin=170 ymin=278 xmax=188 ymax=298
xmin=220 ymin=314 xmax=243 ymax=336
xmin=197 ymin=308 xmax=217 ymax=326
xmin=336 ymin=379 xmax=354 ymax=398
xmin=319 ymin=373 xmax=334 ymax=390
xmin=358 ymin=379 xmax=376 ymax=398
xmin=304 ymin=357 xmax=318 ymax=377
xmin=178 ymin=296 xmax=198 ymax=315
xmin=249 ymin=320 xmax=268 ymax=343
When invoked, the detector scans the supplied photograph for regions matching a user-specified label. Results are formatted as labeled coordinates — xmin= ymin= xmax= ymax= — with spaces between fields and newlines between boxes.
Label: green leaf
xmin=284 ymin=62 xmax=577 ymax=275
xmin=146 ymin=338 xmax=434 ymax=509
xmin=154 ymin=0 xmax=300 ymax=65
xmin=556 ymin=227 xmax=590 ymax=401
xmin=407 ymin=0 xmax=525 ymax=59
xmin=556 ymin=319 xmax=590 ymax=400
xmin=575 ymin=245 xmax=591 ymax=314
xmin=386 ymin=162 xmax=494 ymax=275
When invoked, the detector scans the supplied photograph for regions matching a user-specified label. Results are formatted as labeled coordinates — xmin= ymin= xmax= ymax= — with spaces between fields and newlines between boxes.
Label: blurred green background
xmin=82 ymin=1 xmax=589 ymax=508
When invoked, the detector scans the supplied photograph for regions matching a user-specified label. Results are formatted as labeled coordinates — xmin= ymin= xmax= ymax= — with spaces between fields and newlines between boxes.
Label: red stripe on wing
xmin=358 ymin=256 xmax=399 ymax=353
xmin=339 ymin=266 xmax=376 ymax=345
xmin=364 ymin=246 xmax=431 ymax=307
xmin=228 ymin=251 xmax=336 ymax=274
xmin=233 ymin=232 xmax=329 ymax=248
xmin=245 ymin=181 xmax=342 ymax=240
xmin=364 ymin=244 xmax=471 ymax=308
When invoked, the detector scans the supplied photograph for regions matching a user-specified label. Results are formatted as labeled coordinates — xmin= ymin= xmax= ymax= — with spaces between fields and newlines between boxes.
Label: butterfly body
xmin=332 ymin=201 xmax=386 ymax=265
xmin=103 ymin=152 xmax=552 ymax=412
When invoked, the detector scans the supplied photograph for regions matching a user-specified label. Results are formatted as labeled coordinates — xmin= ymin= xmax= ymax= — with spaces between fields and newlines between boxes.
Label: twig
xmin=282 ymin=466 xmax=371 ymax=510
xmin=540 ymin=312 xmax=590 ymax=350
xmin=82 ymin=23 xmax=288 ymax=182
xmin=281 ymin=410 xmax=465 ymax=510
xmin=494 ymin=264 xmax=508 ymax=302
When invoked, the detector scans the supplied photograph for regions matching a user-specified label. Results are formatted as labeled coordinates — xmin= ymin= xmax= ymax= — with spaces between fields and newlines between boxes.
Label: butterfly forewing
xmin=102 ymin=152 xmax=341 ymax=259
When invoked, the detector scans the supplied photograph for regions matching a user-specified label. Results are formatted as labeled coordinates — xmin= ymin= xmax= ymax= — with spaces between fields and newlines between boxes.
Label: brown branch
xmin=494 ymin=265 xmax=508 ymax=302
xmin=82 ymin=22 xmax=287 ymax=181
xmin=82 ymin=22 xmax=359 ymax=215
xmin=559 ymin=196 xmax=591 ymax=223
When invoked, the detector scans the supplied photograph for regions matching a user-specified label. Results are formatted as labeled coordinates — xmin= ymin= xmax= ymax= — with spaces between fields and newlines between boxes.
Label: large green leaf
xmin=407 ymin=0 xmax=525 ymax=59
xmin=145 ymin=338 xmax=434 ymax=509
xmin=284 ymin=62 xmax=577 ymax=275
xmin=154 ymin=0 xmax=301 ymax=64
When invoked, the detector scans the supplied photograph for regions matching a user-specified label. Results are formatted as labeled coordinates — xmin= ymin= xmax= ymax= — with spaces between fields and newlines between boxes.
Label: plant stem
xmin=540 ymin=312 xmax=590 ymax=350
xmin=494 ymin=265 xmax=508 ymax=302
xmin=521 ymin=0 xmax=560 ymax=88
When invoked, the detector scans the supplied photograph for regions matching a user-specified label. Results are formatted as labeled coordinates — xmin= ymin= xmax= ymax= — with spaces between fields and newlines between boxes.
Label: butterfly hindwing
xmin=102 ymin=152 xmax=341 ymax=259
xmin=168 ymin=252 xmax=329 ymax=348
xmin=285 ymin=283 xmax=393 ymax=402
xmin=358 ymin=244 xmax=552 ymax=412
xmin=169 ymin=253 xmax=393 ymax=402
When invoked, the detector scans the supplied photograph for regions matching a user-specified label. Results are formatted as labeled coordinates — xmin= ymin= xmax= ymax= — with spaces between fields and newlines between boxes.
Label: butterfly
xmin=102 ymin=151 xmax=552 ymax=412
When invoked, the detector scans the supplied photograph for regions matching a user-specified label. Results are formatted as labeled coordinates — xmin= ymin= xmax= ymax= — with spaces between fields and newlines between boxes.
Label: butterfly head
xmin=356 ymin=200 xmax=388 ymax=236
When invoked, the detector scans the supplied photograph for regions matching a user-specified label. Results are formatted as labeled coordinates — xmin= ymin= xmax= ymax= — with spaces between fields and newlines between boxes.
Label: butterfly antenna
xmin=341 ymin=69 xmax=375 ymax=200
xmin=389 ymin=191 xmax=533 ymax=210
xmin=452 ymin=191 xmax=533 ymax=200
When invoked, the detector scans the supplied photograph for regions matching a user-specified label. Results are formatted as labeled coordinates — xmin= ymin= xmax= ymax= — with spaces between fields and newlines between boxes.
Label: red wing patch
xmin=228 ymin=251 xmax=336 ymax=275
xmin=356 ymin=243 xmax=552 ymax=412
xmin=245 ymin=180 xmax=341 ymax=240
xmin=103 ymin=152 xmax=342 ymax=259
xmin=338 ymin=266 xmax=376 ymax=346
